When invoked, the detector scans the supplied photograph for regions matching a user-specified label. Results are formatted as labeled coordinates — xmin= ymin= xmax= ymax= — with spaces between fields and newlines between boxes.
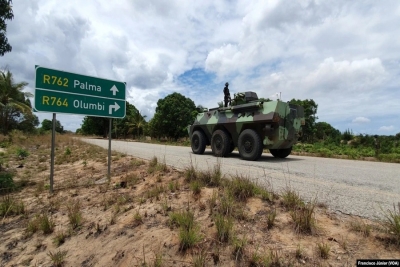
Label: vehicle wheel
xmin=211 ymin=129 xmax=230 ymax=157
xmin=269 ymin=147 xmax=292 ymax=158
xmin=238 ymin=129 xmax=263 ymax=161
xmin=191 ymin=130 xmax=206 ymax=154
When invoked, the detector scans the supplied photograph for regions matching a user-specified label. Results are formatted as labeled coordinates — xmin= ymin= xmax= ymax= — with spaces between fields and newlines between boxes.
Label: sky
xmin=2 ymin=0 xmax=400 ymax=135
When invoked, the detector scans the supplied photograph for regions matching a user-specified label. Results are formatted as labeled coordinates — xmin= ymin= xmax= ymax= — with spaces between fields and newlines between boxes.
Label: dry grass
xmin=0 ymin=133 xmax=399 ymax=266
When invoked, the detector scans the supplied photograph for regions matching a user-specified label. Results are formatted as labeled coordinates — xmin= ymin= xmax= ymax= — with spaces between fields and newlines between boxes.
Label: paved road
xmin=82 ymin=139 xmax=400 ymax=219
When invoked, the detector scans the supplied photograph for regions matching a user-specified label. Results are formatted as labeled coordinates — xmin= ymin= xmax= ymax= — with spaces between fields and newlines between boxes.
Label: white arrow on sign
xmin=110 ymin=85 xmax=119 ymax=96
xmin=109 ymin=102 xmax=120 ymax=114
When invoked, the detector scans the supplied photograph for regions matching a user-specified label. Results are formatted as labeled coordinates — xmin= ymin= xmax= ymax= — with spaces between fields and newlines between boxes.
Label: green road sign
xmin=35 ymin=89 xmax=125 ymax=118
xmin=34 ymin=66 xmax=126 ymax=118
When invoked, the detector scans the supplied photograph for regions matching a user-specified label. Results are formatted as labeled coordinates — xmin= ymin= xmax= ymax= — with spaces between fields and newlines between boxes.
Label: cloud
xmin=379 ymin=125 xmax=395 ymax=132
xmin=352 ymin=117 xmax=371 ymax=124
xmin=305 ymin=57 xmax=386 ymax=93
xmin=1 ymin=0 xmax=400 ymax=136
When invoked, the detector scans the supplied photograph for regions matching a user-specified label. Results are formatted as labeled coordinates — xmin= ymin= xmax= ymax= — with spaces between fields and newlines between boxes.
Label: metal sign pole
xmin=108 ymin=118 xmax=112 ymax=179
xmin=50 ymin=113 xmax=56 ymax=193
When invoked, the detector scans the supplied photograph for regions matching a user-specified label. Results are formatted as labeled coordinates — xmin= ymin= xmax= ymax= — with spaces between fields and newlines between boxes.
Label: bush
xmin=0 ymin=171 xmax=14 ymax=191
xmin=16 ymin=147 xmax=29 ymax=159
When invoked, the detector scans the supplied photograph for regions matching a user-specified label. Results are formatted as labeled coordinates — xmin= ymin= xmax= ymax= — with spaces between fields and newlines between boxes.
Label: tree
xmin=123 ymin=103 xmax=145 ymax=138
xmin=315 ymin=122 xmax=341 ymax=143
xmin=145 ymin=115 xmax=162 ymax=139
xmin=77 ymin=101 xmax=147 ymax=139
xmin=41 ymin=119 xmax=64 ymax=133
xmin=342 ymin=129 xmax=353 ymax=142
xmin=78 ymin=116 xmax=109 ymax=137
xmin=289 ymin=99 xmax=318 ymax=143
xmin=0 ymin=0 xmax=13 ymax=56
xmin=16 ymin=112 xmax=39 ymax=133
xmin=150 ymin=92 xmax=196 ymax=140
xmin=0 ymin=69 xmax=33 ymax=134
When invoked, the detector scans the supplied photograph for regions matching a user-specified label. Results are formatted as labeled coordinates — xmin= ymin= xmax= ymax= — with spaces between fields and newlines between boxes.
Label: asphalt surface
xmin=82 ymin=138 xmax=400 ymax=219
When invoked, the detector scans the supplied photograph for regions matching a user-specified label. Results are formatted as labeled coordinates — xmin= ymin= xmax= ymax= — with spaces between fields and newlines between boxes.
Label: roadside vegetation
xmin=1 ymin=133 xmax=400 ymax=266
xmin=1 ymin=68 xmax=398 ymax=163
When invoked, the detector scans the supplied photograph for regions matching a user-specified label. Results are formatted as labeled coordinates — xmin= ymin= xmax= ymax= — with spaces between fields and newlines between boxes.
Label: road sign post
xmin=34 ymin=66 xmax=126 ymax=193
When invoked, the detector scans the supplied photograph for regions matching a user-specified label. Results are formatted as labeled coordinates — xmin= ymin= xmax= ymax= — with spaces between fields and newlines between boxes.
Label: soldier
xmin=223 ymin=82 xmax=231 ymax=107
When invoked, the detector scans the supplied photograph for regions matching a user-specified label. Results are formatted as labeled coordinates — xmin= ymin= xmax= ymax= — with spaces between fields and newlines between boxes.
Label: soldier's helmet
xmin=225 ymin=82 xmax=229 ymax=86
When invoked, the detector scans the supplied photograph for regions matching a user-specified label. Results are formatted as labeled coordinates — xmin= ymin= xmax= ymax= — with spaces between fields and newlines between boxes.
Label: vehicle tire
xmin=211 ymin=129 xmax=230 ymax=157
xmin=269 ymin=147 xmax=292 ymax=158
xmin=191 ymin=130 xmax=206 ymax=154
xmin=238 ymin=129 xmax=263 ymax=161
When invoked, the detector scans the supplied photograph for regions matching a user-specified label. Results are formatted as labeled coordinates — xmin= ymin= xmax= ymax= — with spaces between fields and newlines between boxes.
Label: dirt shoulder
xmin=1 ymin=136 xmax=399 ymax=266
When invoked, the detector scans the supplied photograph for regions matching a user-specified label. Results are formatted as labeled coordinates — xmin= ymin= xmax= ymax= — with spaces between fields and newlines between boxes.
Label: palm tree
xmin=0 ymin=69 xmax=33 ymax=134
xmin=134 ymin=110 xmax=147 ymax=137
xmin=126 ymin=108 xmax=147 ymax=139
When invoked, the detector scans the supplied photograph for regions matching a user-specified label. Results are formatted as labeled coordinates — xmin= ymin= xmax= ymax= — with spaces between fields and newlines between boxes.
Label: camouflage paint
xmin=188 ymin=92 xmax=305 ymax=149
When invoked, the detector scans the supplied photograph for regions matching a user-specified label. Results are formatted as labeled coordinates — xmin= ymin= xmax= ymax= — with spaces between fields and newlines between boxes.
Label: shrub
xmin=0 ymin=171 xmax=15 ymax=191
xmin=64 ymin=147 xmax=71 ymax=156
xmin=16 ymin=147 xmax=29 ymax=159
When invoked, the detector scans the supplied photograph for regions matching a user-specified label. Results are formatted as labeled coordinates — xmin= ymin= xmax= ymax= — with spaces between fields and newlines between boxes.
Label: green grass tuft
xmin=382 ymin=202 xmax=400 ymax=245
xmin=215 ymin=214 xmax=234 ymax=243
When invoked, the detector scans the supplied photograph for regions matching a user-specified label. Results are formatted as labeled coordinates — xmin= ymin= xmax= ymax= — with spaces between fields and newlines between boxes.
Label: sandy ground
xmin=1 ymin=136 xmax=400 ymax=267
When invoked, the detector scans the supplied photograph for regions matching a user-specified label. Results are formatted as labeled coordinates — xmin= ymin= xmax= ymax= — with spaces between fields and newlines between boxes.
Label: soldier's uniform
xmin=223 ymin=82 xmax=231 ymax=107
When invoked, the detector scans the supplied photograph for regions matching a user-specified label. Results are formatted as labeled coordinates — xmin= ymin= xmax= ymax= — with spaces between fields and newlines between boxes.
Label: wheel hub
xmin=244 ymin=139 xmax=253 ymax=153
xmin=215 ymin=137 xmax=222 ymax=150
xmin=193 ymin=136 xmax=199 ymax=148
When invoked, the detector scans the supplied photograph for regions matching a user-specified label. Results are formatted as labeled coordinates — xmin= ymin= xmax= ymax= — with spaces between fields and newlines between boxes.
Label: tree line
xmin=1 ymin=68 xmax=399 ymax=160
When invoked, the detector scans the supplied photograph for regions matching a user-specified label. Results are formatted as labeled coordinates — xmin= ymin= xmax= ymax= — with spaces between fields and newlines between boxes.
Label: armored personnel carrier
xmin=188 ymin=91 xmax=305 ymax=161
